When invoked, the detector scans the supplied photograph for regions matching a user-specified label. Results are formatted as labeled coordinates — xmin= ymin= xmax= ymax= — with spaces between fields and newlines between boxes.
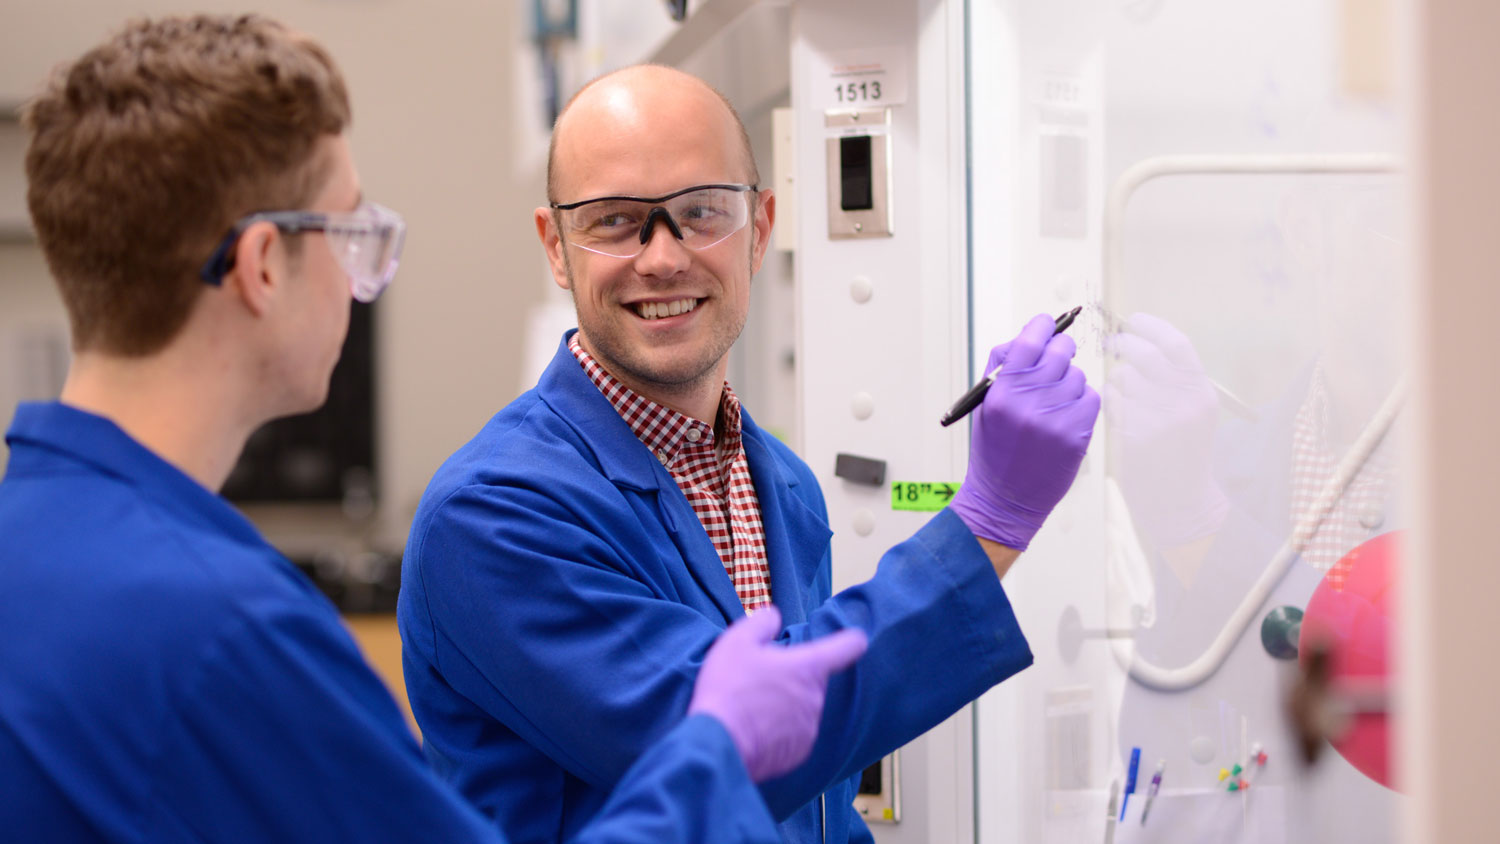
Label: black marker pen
xmin=940 ymin=306 xmax=1082 ymax=427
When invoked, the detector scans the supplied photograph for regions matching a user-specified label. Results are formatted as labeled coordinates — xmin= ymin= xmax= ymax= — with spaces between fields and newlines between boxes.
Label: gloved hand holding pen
xmin=949 ymin=312 xmax=1101 ymax=550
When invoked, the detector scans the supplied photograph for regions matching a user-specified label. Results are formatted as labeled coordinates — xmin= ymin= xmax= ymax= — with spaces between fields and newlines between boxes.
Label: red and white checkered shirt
xmin=570 ymin=334 xmax=772 ymax=612
xmin=1288 ymin=366 xmax=1392 ymax=590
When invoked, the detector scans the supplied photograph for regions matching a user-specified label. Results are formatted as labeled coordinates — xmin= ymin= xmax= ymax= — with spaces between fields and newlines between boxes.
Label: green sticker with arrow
xmin=889 ymin=481 xmax=960 ymax=512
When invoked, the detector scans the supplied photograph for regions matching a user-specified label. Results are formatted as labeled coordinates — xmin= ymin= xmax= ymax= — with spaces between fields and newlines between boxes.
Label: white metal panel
xmin=790 ymin=0 xmax=973 ymax=841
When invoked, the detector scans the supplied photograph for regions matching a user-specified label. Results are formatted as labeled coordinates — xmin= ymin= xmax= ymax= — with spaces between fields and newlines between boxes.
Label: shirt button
xmin=1359 ymin=507 xmax=1384 ymax=530
xmin=686 ymin=428 xmax=702 ymax=443
xmin=656 ymin=449 xmax=670 ymax=465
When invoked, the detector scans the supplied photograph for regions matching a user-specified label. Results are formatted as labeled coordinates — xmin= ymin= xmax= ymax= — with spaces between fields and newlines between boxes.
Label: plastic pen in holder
xmin=1103 ymin=779 xmax=1119 ymax=844
xmin=1140 ymin=760 xmax=1165 ymax=825
xmin=1120 ymin=747 xmax=1141 ymax=821
xmin=940 ymin=306 xmax=1082 ymax=427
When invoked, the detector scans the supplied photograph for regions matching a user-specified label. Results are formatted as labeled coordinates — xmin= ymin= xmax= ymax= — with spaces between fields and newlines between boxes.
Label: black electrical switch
xmin=858 ymin=760 xmax=883 ymax=795
xmin=834 ymin=453 xmax=886 ymax=487
xmin=839 ymin=135 xmax=874 ymax=211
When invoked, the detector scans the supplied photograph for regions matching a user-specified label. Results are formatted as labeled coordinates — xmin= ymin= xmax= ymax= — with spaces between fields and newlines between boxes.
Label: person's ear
xmin=225 ymin=221 xmax=285 ymax=317
xmin=535 ymin=207 xmax=572 ymax=291
xmin=749 ymin=189 xmax=775 ymax=274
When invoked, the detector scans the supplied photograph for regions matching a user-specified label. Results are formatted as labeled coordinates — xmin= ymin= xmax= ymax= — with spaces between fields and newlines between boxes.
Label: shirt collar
xmin=568 ymin=333 xmax=743 ymax=466
xmin=4 ymin=401 xmax=268 ymax=547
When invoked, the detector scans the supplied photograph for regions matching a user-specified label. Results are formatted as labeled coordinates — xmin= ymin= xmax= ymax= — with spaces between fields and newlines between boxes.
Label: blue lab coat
xmin=400 ymin=331 xmax=1036 ymax=844
xmin=0 ymin=401 xmax=780 ymax=844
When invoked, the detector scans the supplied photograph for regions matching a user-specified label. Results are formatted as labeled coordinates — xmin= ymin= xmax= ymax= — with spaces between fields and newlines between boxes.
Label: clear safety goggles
xmin=551 ymin=183 xmax=756 ymax=258
xmin=199 ymin=200 xmax=407 ymax=303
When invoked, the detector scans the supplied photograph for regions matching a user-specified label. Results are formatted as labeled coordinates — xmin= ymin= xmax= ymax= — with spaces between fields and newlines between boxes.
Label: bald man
xmin=399 ymin=65 xmax=1099 ymax=844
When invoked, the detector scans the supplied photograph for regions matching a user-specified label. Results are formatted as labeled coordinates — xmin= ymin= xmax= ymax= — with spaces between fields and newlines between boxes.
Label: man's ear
xmin=749 ymin=189 xmax=776 ymax=274
xmin=535 ymin=207 xmax=573 ymax=292
xmin=225 ymin=221 xmax=284 ymax=317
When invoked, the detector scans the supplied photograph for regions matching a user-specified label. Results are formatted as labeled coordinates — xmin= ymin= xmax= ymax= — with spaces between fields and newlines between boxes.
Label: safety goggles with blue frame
xmin=199 ymin=200 xmax=406 ymax=303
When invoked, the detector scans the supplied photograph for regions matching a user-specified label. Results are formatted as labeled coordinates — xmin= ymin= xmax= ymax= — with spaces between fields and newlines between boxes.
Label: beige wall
xmin=1404 ymin=0 xmax=1500 ymax=840
xmin=0 ymin=1 xmax=553 ymax=547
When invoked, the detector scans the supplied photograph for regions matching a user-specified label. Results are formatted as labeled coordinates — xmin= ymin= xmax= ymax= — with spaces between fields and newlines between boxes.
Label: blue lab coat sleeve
xmin=153 ymin=600 xmax=500 ymax=842
xmin=572 ymin=715 xmax=779 ymax=844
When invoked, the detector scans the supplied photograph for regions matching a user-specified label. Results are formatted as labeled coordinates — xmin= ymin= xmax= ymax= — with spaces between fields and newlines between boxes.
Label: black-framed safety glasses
xmin=551 ymin=183 xmax=757 ymax=258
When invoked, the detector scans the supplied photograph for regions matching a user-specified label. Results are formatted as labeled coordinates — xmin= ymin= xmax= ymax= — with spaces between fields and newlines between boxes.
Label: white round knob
xmin=851 ymin=392 xmax=875 ymax=420
xmin=1190 ymin=736 xmax=1216 ymax=764
xmin=850 ymin=276 xmax=874 ymax=304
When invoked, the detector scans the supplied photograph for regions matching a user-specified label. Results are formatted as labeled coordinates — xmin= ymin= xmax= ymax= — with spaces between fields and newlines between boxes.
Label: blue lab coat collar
xmin=534 ymin=331 xmax=829 ymax=624
xmin=4 ymin=400 xmax=265 ymax=549
xmin=535 ymin=330 xmax=682 ymax=493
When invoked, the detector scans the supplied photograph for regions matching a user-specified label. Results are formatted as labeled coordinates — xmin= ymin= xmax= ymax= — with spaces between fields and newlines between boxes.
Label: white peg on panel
xmin=850 ymin=275 xmax=874 ymax=304
xmin=851 ymin=392 xmax=875 ymax=420
xmin=1190 ymin=736 xmax=1216 ymax=765
xmin=852 ymin=509 xmax=876 ymax=536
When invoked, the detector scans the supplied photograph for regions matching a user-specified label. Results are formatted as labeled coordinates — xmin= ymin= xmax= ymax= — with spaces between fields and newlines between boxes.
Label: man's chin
xmin=274 ymin=380 xmax=332 ymax=421
xmin=613 ymin=352 xmax=722 ymax=391
xmin=584 ymin=327 xmax=729 ymax=389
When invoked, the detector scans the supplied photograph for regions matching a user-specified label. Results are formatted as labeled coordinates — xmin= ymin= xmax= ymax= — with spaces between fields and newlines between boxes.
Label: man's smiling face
xmin=537 ymin=66 xmax=772 ymax=406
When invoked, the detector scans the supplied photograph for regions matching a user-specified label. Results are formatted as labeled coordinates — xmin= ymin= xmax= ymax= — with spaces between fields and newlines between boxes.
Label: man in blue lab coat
xmin=0 ymin=16 xmax=868 ymax=843
xmin=400 ymin=64 xmax=1102 ymax=844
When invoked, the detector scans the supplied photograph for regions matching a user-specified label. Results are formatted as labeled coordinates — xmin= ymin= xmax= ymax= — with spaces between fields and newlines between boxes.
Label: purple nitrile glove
xmin=1102 ymin=312 xmax=1230 ymax=547
xmin=949 ymin=312 xmax=1101 ymax=549
xmin=687 ymin=606 xmax=868 ymax=783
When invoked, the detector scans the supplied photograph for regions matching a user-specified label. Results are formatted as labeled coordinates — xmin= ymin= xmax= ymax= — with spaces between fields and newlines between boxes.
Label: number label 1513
xmin=834 ymin=80 xmax=882 ymax=103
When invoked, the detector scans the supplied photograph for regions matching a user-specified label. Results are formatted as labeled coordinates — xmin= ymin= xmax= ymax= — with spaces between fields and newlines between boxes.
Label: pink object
xmin=1298 ymin=530 xmax=1402 ymax=790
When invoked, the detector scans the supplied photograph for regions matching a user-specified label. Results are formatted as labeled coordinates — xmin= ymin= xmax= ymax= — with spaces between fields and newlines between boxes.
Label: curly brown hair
xmin=23 ymin=14 xmax=351 ymax=356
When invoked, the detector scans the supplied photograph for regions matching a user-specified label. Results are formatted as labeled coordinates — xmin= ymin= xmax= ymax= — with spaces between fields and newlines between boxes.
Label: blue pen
xmin=1119 ymin=747 xmax=1141 ymax=822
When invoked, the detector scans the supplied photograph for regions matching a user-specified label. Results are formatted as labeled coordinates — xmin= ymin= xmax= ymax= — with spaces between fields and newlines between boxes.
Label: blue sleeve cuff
xmin=915 ymin=508 xmax=1035 ymax=683
xmin=576 ymin=714 xmax=781 ymax=844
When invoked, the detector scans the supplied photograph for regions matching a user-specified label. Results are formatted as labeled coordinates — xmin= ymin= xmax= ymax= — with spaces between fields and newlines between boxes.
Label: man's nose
xmin=634 ymin=210 xmax=692 ymax=275
xmin=637 ymin=207 xmax=684 ymax=246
